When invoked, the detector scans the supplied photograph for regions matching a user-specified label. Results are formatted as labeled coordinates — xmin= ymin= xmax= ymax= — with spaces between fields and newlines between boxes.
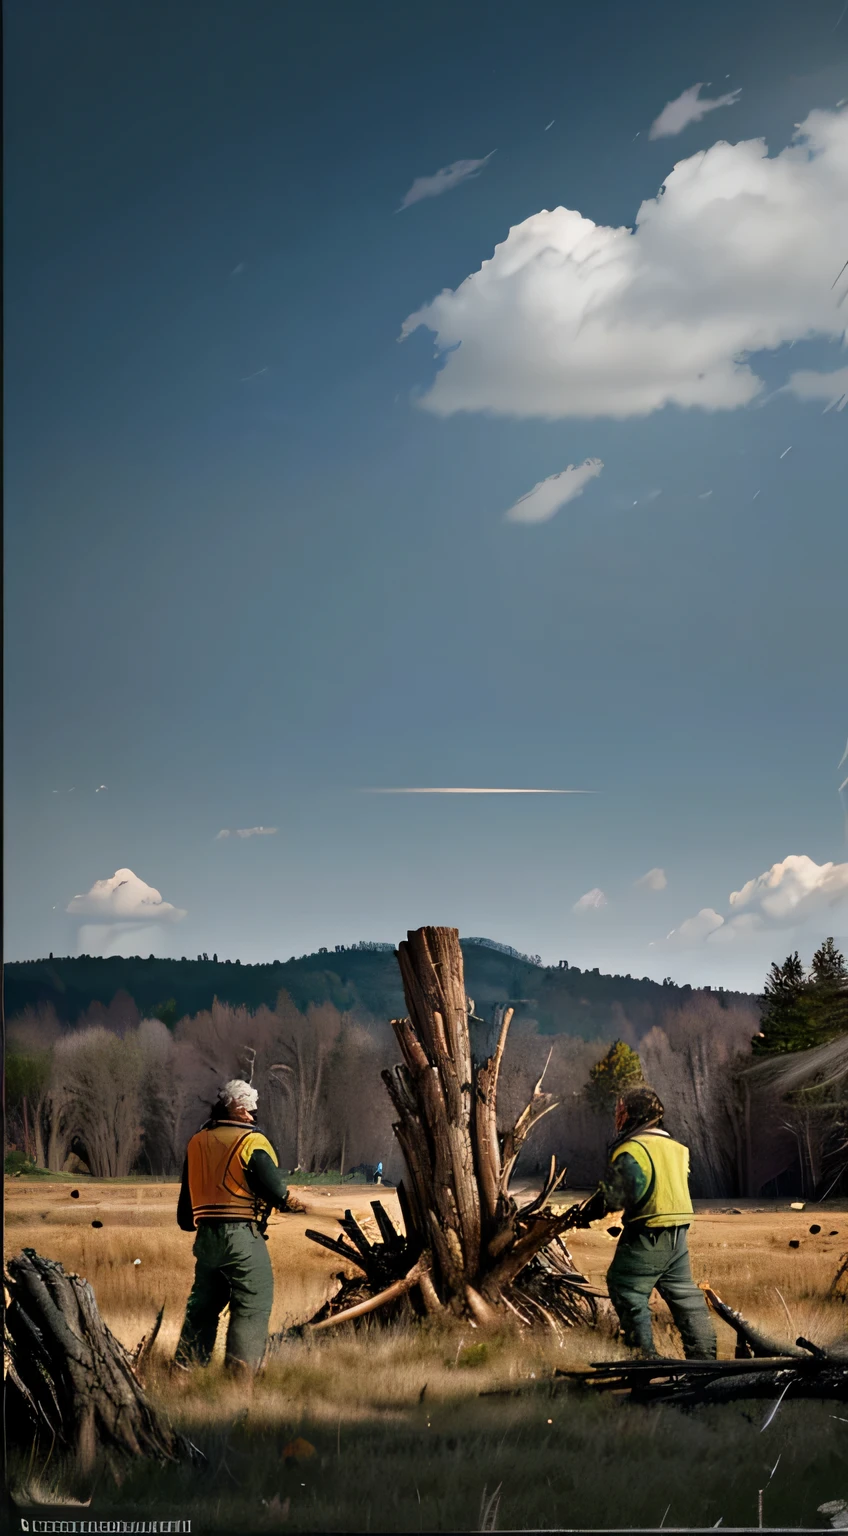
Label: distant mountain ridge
xmin=4 ymin=939 xmax=756 ymax=1044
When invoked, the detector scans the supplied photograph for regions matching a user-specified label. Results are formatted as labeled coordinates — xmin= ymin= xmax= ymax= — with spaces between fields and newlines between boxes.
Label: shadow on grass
xmin=9 ymin=1388 xmax=847 ymax=1532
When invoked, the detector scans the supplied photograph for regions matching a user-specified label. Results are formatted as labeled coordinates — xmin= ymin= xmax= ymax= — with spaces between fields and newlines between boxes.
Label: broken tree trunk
xmin=4 ymin=1249 xmax=198 ymax=1495
xmin=303 ymin=926 xmax=604 ymax=1331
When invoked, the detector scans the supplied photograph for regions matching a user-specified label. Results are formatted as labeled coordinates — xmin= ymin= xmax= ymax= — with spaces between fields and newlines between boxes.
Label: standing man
xmin=174 ymin=1078 xmax=306 ymax=1373
xmin=569 ymin=1086 xmax=716 ymax=1360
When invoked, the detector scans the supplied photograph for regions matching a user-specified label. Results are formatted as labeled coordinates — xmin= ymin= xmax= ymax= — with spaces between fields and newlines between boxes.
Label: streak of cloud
xmin=649 ymin=82 xmax=742 ymax=140
xmin=573 ymin=888 xmax=608 ymax=913
xmin=216 ymin=826 xmax=279 ymax=839
xmin=545 ymin=120 xmax=555 ymax=131
xmin=504 ymin=460 xmax=604 ymax=524
xmin=361 ymin=787 xmax=594 ymax=795
xmin=397 ymin=152 xmax=496 ymax=211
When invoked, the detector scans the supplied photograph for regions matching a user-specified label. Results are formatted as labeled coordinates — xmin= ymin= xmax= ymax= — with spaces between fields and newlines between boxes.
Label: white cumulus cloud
xmin=67 ymin=868 xmax=186 ymax=923
xmin=636 ymin=867 xmax=668 ymax=891
xmin=398 ymin=152 xmax=496 ymax=211
xmin=783 ymin=366 xmax=848 ymax=412
xmin=649 ymin=82 xmax=742 ymax=140
xmin=727 ymin=854 xmax=848 ymax=927
xmin=573 ymin=887 xmax=608 ymax=913
xmin=504 ymin=460 xmax=603 ymax=523
xmin=399 ymin=108 xmax=848 ymax=421
xmin=653 ymin=854 xmax=848 ymax=949
xmin=216 ymin=826 xmax=279 ymax=840
xmin=652 ymin=908 xmax=725 ymax=950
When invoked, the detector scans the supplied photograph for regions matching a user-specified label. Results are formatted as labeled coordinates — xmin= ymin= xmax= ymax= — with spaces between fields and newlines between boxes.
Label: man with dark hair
xmin=569 ymin=1085 xmax=716 ymax=1359
xmin=173 ymin=1078 xmax=308 ymax=1374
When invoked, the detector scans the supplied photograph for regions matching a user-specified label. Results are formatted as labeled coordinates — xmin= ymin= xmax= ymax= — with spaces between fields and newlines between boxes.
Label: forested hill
xmin=4 ymin=940 xmax=756 ymax=1043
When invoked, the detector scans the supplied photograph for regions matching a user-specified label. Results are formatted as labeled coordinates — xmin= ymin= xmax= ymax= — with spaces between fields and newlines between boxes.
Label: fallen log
xmin=554 ymin=1286 xmax=848 ymax=1406
xmin=4 ymin=1249 xmax=199 ymax=1496
xmin=298 ymin=927 xmax=609 ymax=1333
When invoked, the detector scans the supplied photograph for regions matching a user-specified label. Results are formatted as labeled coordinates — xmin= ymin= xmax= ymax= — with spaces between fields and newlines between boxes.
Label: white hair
xmin=221 ymin=1079 xmax=259 ymax=1113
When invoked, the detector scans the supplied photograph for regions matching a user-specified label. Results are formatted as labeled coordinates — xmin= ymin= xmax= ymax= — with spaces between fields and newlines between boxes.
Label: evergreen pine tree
xmin=753 ymin=951 xmax=816 ymax=1054
xmin=584 ymin=1039 xmax=644 ymax=1112
xmin=808 ymin=937 xmax=848 ymax=1043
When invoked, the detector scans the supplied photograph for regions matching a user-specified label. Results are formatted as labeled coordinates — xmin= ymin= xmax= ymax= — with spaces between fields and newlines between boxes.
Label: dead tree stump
xmin=4 ymin=1249 xmax=198 ymax=1494
xmin=303 ymin=926 xmax=605 ymax=1332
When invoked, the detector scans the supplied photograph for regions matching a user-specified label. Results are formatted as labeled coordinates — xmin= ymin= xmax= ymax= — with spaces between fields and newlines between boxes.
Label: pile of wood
xmin=555 ymin=1285 xmax=848 ymax=1406
xmin=297 ymin=926 xmax=608 ymax=1333
xmin=4 ymin=1248 xmax=199 ymax=1493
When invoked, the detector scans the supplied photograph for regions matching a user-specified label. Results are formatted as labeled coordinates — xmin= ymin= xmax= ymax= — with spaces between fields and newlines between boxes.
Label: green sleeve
xmin=601 ymin=1151 xmax=651 ymax=1213
xmin=245 ymin=1148 xmax=289 ymax=1210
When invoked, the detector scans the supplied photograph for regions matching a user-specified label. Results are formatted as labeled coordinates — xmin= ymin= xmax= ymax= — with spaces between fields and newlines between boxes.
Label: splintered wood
xmin=301 ymin=925 xmax=604 ymax=1330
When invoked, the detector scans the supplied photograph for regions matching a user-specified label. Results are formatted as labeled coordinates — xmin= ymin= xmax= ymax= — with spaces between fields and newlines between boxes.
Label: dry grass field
xmin=6 ymin=1177 xmax=848 ymax=1532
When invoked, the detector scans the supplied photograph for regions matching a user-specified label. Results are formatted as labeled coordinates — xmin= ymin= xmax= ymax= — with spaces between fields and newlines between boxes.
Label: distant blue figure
xmin=375 ymin=1161 xmax=383 ymax=1184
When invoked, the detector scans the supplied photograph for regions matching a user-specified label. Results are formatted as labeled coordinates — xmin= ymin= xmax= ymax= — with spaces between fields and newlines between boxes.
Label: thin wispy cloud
xmin=361 ymin=787 xmax=594 ymax=795
xmin=504 ymin=461 xmax=604 ymax=524
xmin=216 ymin=826 xmax=279 ymax=839
xmin=635 ymin=867 xmax=667 ymax=891
xmin=397 ymin=152 xmax=496 ymax=211
xmin=573 ymin=887 xmax=608 ymax=912
xmin=649 ymin=82 xmax=742 ymax=140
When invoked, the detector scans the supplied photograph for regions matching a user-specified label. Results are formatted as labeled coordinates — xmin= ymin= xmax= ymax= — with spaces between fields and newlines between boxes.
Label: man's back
xmin=607 ymin=1128 xmax=695 ymax=1228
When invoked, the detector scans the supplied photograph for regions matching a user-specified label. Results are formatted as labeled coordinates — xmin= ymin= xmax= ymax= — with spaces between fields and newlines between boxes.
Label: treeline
xmin=7 ymin=940 xmax=845 ymax=1199
xmin=6 ymin=988 xmax=758 ymax=1196
xmin=3 ymin=939 xmax=755 ymax=1044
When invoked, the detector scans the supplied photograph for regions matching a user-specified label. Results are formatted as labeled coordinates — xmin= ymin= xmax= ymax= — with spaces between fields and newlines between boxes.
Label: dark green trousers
xmin=606 ymin=1223 xmax=717 ymax=1359
xmin=175 ymin=1221 xmax=274 ymax=1370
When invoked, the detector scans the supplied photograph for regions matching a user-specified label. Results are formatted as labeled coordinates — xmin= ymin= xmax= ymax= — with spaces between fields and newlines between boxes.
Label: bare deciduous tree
xmin=53 ymin=1028 xmax=144 ymax=1177
xmin=268 ymin=993 xmax=345 ymax=1170
xmin=639 ymin=998 xmax=755 ymax=1196
xmin=137 ymin=1019 xmax=185 ymax=1175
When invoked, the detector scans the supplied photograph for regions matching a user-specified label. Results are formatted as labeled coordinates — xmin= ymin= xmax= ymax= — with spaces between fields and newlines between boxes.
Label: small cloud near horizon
xmin=216 ymin=826 xmax=279 ymax=839
xmin=504 ymin=461 xmax=604 ymax=524
xmin=573 ymin=887 xmax=608 ymax=913
xmin=636 ymin=867 xmax=667 ymax=891
xmin=67 ymin=868 xmax=186 ymax=924
xmin=398 ymin=152 xmax=496 ymax=211
xmin=649 ymin=82 xmax=742 ymax=140
xmin=652 ymin=853 xmax=848 ymax=950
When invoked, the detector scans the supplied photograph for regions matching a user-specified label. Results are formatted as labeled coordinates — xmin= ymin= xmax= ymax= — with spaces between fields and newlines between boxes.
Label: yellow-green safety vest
xmin=610 ymin=1131 xmax=694 ymax=1227
xmin=186 ymin=1123 xmax=279 ymax=1222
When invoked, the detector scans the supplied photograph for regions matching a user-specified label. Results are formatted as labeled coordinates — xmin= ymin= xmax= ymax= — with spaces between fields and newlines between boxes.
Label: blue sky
xmin=5 ymin=0 xmax=847 ymax=990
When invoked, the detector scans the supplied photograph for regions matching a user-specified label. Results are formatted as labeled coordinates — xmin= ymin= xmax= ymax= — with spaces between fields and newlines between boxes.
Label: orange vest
xmin=186 ymin=1122 xmax=279 ymax=1222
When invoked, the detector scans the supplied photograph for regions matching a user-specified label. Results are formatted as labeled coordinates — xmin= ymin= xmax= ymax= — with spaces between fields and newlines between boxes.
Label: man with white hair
xmin=173 ymin=1078 xmax=306 ymax=1373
